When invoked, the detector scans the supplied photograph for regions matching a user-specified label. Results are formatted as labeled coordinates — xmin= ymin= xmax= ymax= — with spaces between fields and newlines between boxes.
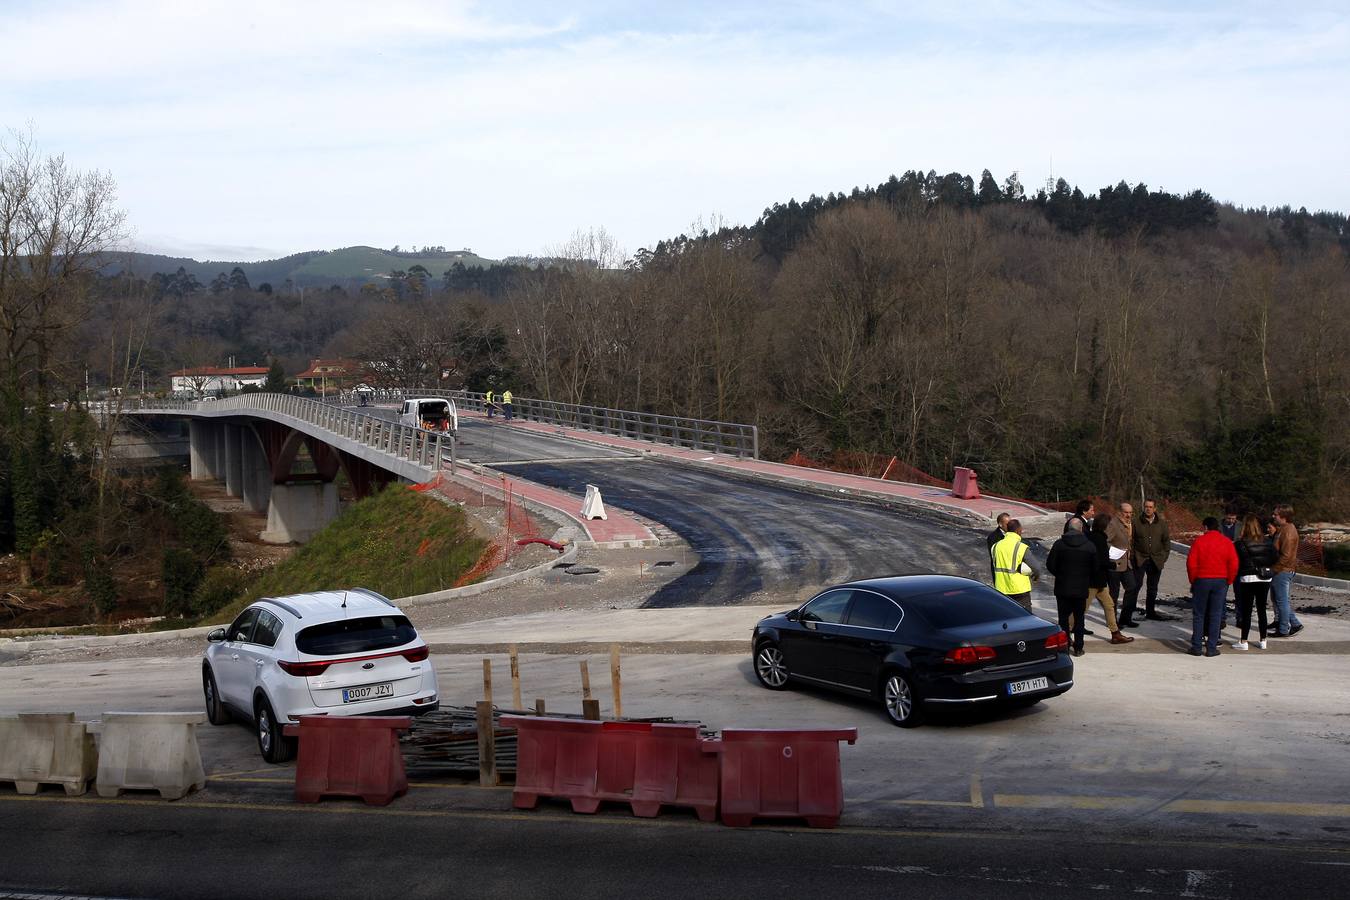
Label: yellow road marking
xmin=208 ymin=775 xmax=510 ymax=791
xmin=995 ymin=793 xmax=1149 ymax=811
xmin=1163 ymin=799 xmax=1350 ymax=818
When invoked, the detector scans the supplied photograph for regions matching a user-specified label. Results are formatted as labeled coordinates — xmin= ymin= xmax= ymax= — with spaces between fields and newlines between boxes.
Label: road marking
xmin=208 ymin=775 xmax=511 ymax=792
xmin=1161 ymin=799 xmax=1350 ymax=817
xmin=969 ymin=773 xmax=984 ymax=809
xmin=994 ymin=793 xmax=1350 ymax=818
xmin=994 ymin=793 xmax=1149 ymax=811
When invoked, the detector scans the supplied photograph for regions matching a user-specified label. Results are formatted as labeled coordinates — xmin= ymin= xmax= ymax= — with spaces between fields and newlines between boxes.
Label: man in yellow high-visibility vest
xmin=991 ymin=519 xmax=1041 ymax=613
xmin=502 ymin=389 xmax=514 ymax=421
xmin=485 ymin=389 xmax=496 ymax=418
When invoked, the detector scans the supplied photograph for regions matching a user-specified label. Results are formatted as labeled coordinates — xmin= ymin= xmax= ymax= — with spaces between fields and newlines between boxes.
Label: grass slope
xmin=210 ymin=486 xmax=485 ymax=625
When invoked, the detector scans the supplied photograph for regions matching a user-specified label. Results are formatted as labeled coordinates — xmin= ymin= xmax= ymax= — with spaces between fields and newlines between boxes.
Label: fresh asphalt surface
xmin=497 ymin=459 xmax=982 ymax=607
xmin=3 ymin=792 xmax=1346 ymax=900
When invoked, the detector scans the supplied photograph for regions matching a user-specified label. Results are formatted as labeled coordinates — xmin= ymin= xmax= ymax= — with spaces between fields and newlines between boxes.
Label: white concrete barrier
xmin=0 ymin=712 xmax=97 ymax=796
xmin=94 ymin=712 xmax=207 ymax=800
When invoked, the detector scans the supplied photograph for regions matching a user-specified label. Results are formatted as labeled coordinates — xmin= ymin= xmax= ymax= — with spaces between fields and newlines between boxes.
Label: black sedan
xmin=751 ymin=575 xmax=1073 ymax=726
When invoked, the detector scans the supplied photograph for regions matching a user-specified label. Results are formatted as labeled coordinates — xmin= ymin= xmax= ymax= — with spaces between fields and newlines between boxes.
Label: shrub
xmin=1324 ymin=542 xmax=1350 ymax=577
xmin=82 ymin=545 xmax=119 ymax=618
xmin=162 ymin=547 xmax=204 ymax=617
xmin=191 ymin=566 xmax=251 ymax=618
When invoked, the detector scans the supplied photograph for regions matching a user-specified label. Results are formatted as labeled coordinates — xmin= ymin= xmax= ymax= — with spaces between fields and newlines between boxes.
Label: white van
xmin=397 ymin=397 xmax=458 ymax=434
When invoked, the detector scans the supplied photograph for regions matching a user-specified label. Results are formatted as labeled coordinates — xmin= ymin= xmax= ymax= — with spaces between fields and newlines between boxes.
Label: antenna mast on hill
xmin=1044 ymin=154 xmax=1056 ymax=195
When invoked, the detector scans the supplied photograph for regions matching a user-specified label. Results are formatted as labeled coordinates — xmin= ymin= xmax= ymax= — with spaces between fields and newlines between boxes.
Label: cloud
xmin=3 ymin=2 xmax=1346 ymax=259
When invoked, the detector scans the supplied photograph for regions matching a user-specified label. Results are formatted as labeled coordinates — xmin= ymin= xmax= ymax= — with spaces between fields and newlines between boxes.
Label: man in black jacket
xmin=986 ymin=512 xmax=1010 ymax=582
xmin=1046 ymin=517 xmax=1097 ymax=656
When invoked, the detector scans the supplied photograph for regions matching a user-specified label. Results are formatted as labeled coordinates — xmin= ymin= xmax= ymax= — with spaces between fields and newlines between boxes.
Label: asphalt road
xmin=363 ymin=406 xmax=635 ymax=465
xmin=497 ymin=459 xmax=988 ymax=607
xmin=3 ymin=794 xmax=1346 ymax=900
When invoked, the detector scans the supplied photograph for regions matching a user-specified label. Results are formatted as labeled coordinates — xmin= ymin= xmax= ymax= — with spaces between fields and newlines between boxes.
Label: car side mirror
xmin=207 ymin=627 xmax=227 ymax=643
xmin=786 ymin=609 xmax=800 ymax=622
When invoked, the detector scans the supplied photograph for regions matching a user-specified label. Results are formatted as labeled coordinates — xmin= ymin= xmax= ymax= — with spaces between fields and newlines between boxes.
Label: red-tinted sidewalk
xmin=436 ymin=461 xmax=658 ymax=547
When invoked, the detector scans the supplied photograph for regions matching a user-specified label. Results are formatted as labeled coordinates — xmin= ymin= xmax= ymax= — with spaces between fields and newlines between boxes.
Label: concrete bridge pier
xmin=240 ymin=433 xmax=272 ymax=514
xmin=223 ymin=424 xmax=244 ymax=497
xmin=188 ymin=420 xmax=217 ymax=481
xmin=261 ymin=481 xmax=339 ymax=544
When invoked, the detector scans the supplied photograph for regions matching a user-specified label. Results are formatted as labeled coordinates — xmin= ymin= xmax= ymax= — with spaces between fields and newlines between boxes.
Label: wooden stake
xmin=535 ymin=698 xmax=546 ymax=716
xmin=580 ymin=660 xmax=592 ymax=700
xmin=476 ymin=700 xmax=497 ymax=786
xmin=509 ymin=644 xmax=522 ymax=710
xmin=580 ymin=660 xmax=599 ymax=719
xmin=582 ymin=699 xmax=601 ymax=720
xmin=610 ymin=643 xmax=623 ymax=719
xmin=482 ymin=658 xmax=493 ymax=705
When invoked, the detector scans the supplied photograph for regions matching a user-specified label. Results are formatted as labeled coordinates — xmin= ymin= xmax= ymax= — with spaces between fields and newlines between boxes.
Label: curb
xmin=397 ymin=543 xmax=579 ymax=607
xmin=1168 ymin=541 xmax=1349 ymax=591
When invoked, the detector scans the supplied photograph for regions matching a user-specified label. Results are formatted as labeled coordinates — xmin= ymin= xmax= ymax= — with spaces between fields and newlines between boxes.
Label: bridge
xmin=124 ymin=391 xmax=757 ymax=545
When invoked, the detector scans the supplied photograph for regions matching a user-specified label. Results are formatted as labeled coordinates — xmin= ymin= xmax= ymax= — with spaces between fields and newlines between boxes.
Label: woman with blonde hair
xmin=1233 ymin=513 xmax=1277 ymax=650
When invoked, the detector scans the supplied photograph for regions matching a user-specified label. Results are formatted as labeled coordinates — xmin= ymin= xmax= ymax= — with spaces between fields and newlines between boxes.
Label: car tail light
xmin=402 ymin=645 xmax=429 ymax=663
xmin=278 ymin=660 xmax=331 ymax=677
xmin=1045 ymin=631 xmax=1069 ymax=650
xmin=944 ymin=645 xmax=997 ymax=665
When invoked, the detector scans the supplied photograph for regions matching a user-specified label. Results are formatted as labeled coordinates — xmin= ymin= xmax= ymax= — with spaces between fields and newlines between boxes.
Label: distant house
xmin=294 ymin=358 xmax=368 ymax=394
xmin=170 ymin=366 xmax=269 ymax=396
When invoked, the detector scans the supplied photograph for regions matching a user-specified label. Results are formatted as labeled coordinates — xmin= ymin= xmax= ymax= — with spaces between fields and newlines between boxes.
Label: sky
xmin=3 ymin=0 xmax=1347 ymax=262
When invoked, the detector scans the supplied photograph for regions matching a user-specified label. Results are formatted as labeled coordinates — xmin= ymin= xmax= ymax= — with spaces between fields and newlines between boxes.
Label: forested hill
xmin=103 ymin=245 xmax=500 ymax=290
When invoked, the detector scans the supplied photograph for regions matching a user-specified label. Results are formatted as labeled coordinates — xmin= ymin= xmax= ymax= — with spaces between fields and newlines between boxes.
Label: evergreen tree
xmin=264 ymin=360 xmax=286 ymax=393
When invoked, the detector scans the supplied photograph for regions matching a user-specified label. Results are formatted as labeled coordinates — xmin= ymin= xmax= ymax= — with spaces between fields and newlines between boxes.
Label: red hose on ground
xmin=515 ymin=538 xmax=564 ymax=551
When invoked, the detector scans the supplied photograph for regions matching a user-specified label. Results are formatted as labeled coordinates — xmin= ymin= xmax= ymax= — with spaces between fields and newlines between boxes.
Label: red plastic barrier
xmin=597 ymin=721 xmax=718 ymax=821
xmin=503 ymin=715 xmax=604 ymax=813
xmin=293 ymin=715 xmax=412 ymax=806
xmin=711 ymin=728 xmax=858 ymax=828
xmin=951 ymin=466 xmax=980 ymax=500
xmin=504 ymin=716 xmax=719 ymax=820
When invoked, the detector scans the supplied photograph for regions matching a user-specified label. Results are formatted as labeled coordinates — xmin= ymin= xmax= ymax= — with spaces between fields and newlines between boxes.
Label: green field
xmin=208 ymin=486 xmax=487 ymax=625
xmin=291 ymin=246 xmax=500 ymax=280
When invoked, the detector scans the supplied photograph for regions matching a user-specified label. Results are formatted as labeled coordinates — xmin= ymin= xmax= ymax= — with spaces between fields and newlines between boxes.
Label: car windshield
xmin=905 ymin=586 xmax=1026 ymax=629
xmin=295 ymin=615 xmax=417 ymax=656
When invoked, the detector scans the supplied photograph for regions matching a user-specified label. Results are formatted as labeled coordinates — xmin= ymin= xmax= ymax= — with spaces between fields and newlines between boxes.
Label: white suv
xmin=202 ymin=589 xmax=439 ymax=762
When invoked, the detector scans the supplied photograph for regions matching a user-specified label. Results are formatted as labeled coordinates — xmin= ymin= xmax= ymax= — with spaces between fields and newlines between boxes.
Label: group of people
xmin=484 ymin=389 xmax=514 ymax=420
xmin=987 ymin=500 xmax=1306 ymax=658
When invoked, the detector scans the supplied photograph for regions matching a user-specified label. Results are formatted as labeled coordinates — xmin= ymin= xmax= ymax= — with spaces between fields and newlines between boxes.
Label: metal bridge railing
xmin=340 ymin=388 xmax=759 ymax=459
xmin=125 ymin=393 xmax=452 ymax=476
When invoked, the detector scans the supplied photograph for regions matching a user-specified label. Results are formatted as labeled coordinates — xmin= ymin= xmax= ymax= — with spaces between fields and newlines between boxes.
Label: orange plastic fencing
xmin=785 ymin=450 xmax=951 ymax=488
xmin=429 ymin=473 xmax=543 ymax=587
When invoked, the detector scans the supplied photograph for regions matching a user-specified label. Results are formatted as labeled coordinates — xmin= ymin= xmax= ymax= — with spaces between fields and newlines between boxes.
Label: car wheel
xmin=882 ymin=670 xmax=924 ymax=728
xmin=202 ymin=667 xmax=228 ymax=726
xmin=753 ymin=642 xmax=791 ymax=690
xmin=255 ymin=695 xmax=296 ymax=764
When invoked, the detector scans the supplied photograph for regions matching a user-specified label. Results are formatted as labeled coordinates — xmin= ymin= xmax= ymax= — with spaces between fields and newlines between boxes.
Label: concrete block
xmin=94 ymin=712 xmax=207 ymax=800
xmin=0 ymin=712 xmax=97 ymax=796
xmin=582 ymin=483 xmax=608 ymax=520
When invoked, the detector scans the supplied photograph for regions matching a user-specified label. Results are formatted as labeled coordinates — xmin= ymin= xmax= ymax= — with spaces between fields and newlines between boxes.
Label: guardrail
xmin=124 ymin=393 xmax=453 ymax=477
xmin=341 ymin=388 xmax=759 ymax=459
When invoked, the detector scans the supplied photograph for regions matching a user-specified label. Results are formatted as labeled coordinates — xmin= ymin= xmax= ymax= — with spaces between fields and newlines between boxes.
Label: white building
xmin=170 ymin=365 xmax=269 ymax=396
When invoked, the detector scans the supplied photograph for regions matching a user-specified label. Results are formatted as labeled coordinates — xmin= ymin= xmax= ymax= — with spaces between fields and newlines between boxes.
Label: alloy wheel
xmin=258 ymin=707 xmax=272 ymax=755
xmin=885 ymin=674 xmax=913 ymax=723
xmin=756 ymin=645 xmax=788 ymax=688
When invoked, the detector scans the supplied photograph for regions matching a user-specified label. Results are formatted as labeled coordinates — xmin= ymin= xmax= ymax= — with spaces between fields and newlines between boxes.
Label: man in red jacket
xmin=1186 ymin=516 xmax=1239 ymax=657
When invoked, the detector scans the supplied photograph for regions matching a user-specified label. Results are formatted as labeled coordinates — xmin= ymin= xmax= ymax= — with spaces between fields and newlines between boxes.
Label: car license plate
xmin=1007 ymin=676 xmax=1050 ymax=696
xmin=342 ymin=683 xmax=393 ymax=703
